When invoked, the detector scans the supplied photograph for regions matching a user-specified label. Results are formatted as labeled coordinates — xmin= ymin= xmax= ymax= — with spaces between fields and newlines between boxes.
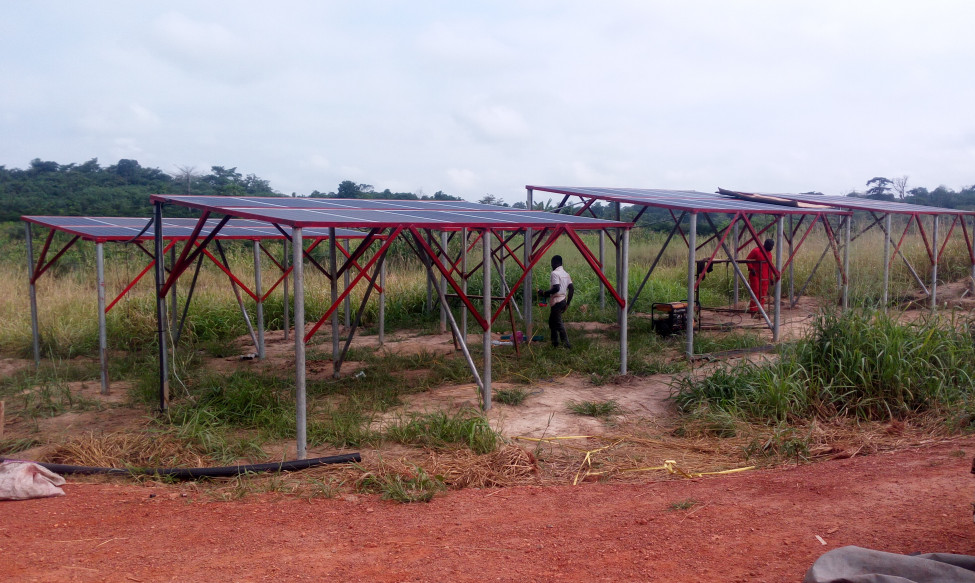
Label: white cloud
xmin=455 ymin=104 xmax=530 ymax=142
xmin=1 ymin=1 xmax=975 ymax=204
xmin=446 ymin=168 xmax=477 ymax=190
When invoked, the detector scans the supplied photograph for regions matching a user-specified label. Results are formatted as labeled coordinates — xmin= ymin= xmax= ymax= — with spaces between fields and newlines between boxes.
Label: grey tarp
xmin=805 ymin=546 xmax=975 ymax=583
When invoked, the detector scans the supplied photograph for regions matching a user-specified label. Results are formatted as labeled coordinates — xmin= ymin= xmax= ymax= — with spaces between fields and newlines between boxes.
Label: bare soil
xmin=3 ymin=294 xmax=975 ymax=582
xmin=2 ymin=438 xmax=974 ymax=582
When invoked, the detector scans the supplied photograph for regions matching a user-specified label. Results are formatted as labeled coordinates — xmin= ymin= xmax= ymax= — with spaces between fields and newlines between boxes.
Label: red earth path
xmin=3 ymin=437 xmax=975 ymax=583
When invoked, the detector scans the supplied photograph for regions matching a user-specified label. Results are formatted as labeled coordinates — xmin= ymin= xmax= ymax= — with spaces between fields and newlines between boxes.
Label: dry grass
xmin=43 ymin=431 xmax=211 ymax=469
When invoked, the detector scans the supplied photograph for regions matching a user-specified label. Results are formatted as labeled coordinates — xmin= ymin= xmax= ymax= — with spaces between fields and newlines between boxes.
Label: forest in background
xmin=1 ymin=157 xmax=973 ymax=230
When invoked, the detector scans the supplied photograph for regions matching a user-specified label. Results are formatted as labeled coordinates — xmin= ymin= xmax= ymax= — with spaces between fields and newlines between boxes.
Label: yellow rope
xmin=513 ymin=435 xmax=756 ymax=482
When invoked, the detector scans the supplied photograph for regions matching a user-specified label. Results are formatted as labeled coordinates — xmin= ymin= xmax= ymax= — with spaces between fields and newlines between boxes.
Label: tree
xmin=336 ymin=180 xmax=362 ymax=198
xmin=892 ymin=176 xmax=909 ymax=199
xmin=478 ymin=194 xmax=509 ymax=207
xmin=172 ymin=165 xmax=201 ymax=194
xmin=865 ymin=177 xmax=894 ymax=200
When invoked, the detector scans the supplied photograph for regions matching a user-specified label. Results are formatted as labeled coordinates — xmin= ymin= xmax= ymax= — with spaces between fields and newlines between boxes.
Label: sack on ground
xmin=0 ymin=461 xmax=66 ymax=500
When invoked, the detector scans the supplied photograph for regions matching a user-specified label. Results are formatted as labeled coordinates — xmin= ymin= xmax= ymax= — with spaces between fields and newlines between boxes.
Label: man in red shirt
xmin=746 ymin=239 xmax=774 ymax=315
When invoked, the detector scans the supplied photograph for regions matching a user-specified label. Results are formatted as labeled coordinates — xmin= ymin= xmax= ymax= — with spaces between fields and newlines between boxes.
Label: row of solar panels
xmin=23 ymin=187 xmax=970 ymax=241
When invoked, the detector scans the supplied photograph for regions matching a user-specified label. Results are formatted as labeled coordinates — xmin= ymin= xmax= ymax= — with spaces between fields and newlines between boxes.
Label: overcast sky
xmin=2 ymin=1 xmax=973 ymax=204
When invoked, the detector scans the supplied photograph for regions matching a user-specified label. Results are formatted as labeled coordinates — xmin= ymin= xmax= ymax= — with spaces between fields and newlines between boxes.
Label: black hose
xmin=3 ymin=453 xmax=361 ymax=480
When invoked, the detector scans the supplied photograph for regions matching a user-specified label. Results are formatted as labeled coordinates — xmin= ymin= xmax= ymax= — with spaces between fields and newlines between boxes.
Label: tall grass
xmin=673 ymin=311 xmax=975 ymax=422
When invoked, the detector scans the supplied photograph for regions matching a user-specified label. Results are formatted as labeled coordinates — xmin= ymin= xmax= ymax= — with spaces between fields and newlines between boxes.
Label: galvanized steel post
xmin=523 ymin=188 xmax=533 ymax=334
xmin=25 ymin=222 xmax=40 ymax=368
xmin=343 ymin=241 xmax=351 ymax=328
xmin=153 ymin=202 xmax=169 ymax=412
xmin=293 ymin=227 xmax=307 ymax=460
xmin=686 ymin=213 xmax=697 ymax=359
xmin=440 ymin=231 xmax=448 ymax=334
xmin=283 ymin=240 xmax=290 ymax=342
xmin=482 ymin=230 xmax=492 ymax=411
xmin=732 ymin=221 xmax=739 ymax=307
xmin=253 ymin=240 xmax=265 ymax=359
xmin=96 ymin=242 xmax=109 ymax=394
xmin=620 ymin=229 xmax=629 ymax=375
xmin=882 ymin=214 xmax=891 ymax=310
xmin=773 ymin=217 xmax=783 ymax=343
xmin=330 ymin=228 xmax=339 ymax=378
xmin=461 ymin=227 xmax=468 ymax=344
xmin=379 ymin=256 xmax=386 ymax=347
xmin=931 ymin=215 xmax=939 ymax=311
xmin=599 ymin=230 xmax=606 ymax=310
xmin=842 ymin=215 xmax=851 ymax=312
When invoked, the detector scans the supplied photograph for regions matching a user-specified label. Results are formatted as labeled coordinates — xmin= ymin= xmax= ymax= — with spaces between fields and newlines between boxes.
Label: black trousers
xmin=548 ymin=300 xmax=569 ymax=347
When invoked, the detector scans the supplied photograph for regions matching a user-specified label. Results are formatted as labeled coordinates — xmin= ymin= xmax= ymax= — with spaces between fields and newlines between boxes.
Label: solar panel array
xmin=149 ymin=195 xmax=631 ymax=229
xmin=528 ymin=186 xmax=850 ymax=215
xmin=22 ymin=216 xmax=368 ymax=242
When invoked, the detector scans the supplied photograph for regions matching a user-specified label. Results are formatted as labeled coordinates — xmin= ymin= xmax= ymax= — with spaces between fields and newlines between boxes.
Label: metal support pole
xmin=440 ymin=231 xmax=448 ymax=334
xmin=882 ymin=214 xmax=891 ymax=310
xmin=732 ymin=221 xmax=739 ymax=306
xmin=96 ymin=242 xmax=109 ymax=394
xmin=253 ymin=240 xmax=265 ymax=359
xmin=482 ymin=231 xmax=492 ymax=411
xmin=216 ymin=241 xmax=258 ymax=348
xmin=599 ymin=230 xmax=606 ymax=310
xmin=970 ymin=216 xmax=975 ymax=295
xmin=620 ymin=229 xmax=629 ymax=375
xmin=293 ymin=227 xmax=306 ymax=460
xmin=329 ymin=228 xmax=339 ymax=378
xmin=773 ymin=218 xmax=783 ymax=343
xmin=169 ymin=246 xmax=178 ymax=332
xmin=931 ymin=215 xmax=939 ymax=311
xmin=842 ymin=216 xmax=851 ymax=311
xmin=461 ymin=228 xmax=468 ymax=344
xmin=425 ymin=233 xmax=433 ymax=314
xmin=686 ymin=213 xmax=697 ymax=359
xmin=343 ymin=241 xmax=351 ymax=329
xmin=283 ymin=240 xmax=290 ymax=342
xmin=153 ymin=202 xmax=169 ymax=412
xmin=615 ymin=202 xmax=622 ymax=295
xmin=523 ymin=188 xmax=533 ymax=333
xmin=25 ymin=223 xmax=40 ymax=368
xmin=379 ymin=258 xmax=386 ymax=347
xmin=787 ymin=215 xmax=794 ymax=306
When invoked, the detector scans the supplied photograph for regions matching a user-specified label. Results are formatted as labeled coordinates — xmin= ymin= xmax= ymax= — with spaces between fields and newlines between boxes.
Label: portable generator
xmin=651 ymin=302 xmax=689 ymax=336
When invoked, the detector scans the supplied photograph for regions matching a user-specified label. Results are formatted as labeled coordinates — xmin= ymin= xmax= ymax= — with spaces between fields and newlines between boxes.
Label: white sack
xmin=0 ymin=461 xmax=66 ymax=501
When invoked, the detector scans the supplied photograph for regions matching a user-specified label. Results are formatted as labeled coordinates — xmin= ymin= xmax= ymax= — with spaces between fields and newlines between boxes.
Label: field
xmin=1 ymin=221 xmax=975 ymax=581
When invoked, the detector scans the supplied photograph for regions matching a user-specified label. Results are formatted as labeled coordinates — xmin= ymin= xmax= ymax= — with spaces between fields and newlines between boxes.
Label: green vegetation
xmin=358 ymin=464 xmax=446 ymax=503
xmin=567 ymin=399 xmax=622 ymax=418
xmin=494 ymin=387 xmax=531 ymax=406
xmin=668 ymin=499 xmax=700 ymax=511
xmin=673 ymin=311 xmax=975 ymax=423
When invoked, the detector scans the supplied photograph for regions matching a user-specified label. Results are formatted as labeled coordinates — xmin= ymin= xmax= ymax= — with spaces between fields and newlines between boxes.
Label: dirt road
xmin=3 ymin=437 xmax=974 ymax=582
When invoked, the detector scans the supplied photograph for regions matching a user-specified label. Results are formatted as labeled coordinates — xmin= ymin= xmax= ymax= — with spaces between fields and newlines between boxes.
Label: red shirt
xmin=746 ymin=246 xmax=772 ymax=281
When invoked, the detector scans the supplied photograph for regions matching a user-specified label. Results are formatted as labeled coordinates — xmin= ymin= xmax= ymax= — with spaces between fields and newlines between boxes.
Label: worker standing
xmin=538 ymin=255 xmax=574 ymax=348
xmin=746 ymin=239 xmax=774 ymax=316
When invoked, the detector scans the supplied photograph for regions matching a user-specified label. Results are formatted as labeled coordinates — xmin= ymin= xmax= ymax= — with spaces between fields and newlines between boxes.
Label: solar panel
xmin=528 ymin=186 xmax=850 ymax=215
xmin=21 ymin=216 xmax=369 ymax=242
xmin=148 ymin=195 xmax=631 ymax=229
xmin=742 ymin=193 xmax=975 ymax=216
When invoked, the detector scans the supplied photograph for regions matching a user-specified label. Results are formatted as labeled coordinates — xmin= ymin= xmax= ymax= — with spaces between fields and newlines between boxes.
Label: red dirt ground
xmin=3 ymin=437 xmax=974 ymax=583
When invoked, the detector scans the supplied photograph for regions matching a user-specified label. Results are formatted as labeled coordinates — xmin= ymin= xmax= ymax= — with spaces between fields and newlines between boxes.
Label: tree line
xmin=0 ymin=160 xmax=469 ymax=222
xmin=852 ymin=176 xmax=975 ymax=210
